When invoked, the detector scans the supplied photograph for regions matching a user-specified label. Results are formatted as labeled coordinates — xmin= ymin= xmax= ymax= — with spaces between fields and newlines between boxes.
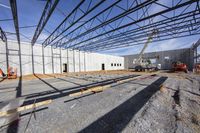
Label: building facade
xmin=0 ymin=40 xmax=124 ymax=76
xmin=124 ymin=48 xmax=194 ymax=70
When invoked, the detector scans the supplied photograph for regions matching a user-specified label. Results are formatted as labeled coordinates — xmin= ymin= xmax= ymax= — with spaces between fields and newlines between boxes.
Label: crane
xmin=133 ymin=29 xmax=158 ymax=71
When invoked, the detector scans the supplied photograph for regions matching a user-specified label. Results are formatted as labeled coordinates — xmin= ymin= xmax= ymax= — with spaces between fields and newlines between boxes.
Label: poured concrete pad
xmin=0 ymin=72 xmax=199 ymax=133
xmin=0 ymin=98 xmax=24 ymax=127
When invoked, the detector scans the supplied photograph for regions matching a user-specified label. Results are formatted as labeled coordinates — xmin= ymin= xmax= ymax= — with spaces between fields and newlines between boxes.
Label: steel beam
xmin=65 ymin=0 xmax=199 ymax=51
xmin=80 ymin=12 xmax=200 ymax=50
xmin=192 ymin=38 xmax=200 ymax=50
xmin=0 ymin=27 xmax=7 ymax=42
xmin=56 ymin=0 xmax=156 ymax=48
xmin=42 ymin=0 xmax=85 ymax=47
xmin=83 ymin=1 xmax=197 ymax=46
xmin=9 ymin=0 xmax=20 ymax=44
xmin=31 ymin=0 xmax=59 ymax=45
xmin=54 ymin=0 xmax=122 ymax=47
xmin=77 ymin=9 xmax=198 ymax=50
xmin=4 ymin=0 xmax=200 ymax=53
xmin=43 ymin=0 xmax=106 ymax=47
xmin=92 ymin=33 xmax=200 ymax=52
xmin=88 ymin=23 xmax=200 ymax=51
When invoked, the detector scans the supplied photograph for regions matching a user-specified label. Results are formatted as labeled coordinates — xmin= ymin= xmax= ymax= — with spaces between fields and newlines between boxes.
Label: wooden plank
xmin=69 ymin=72 xmax=159 ymax=97
xmin=69 ymin=86 xmax=105 ymax=97
xmin=0 ymin=100 xmax=52 ymax=117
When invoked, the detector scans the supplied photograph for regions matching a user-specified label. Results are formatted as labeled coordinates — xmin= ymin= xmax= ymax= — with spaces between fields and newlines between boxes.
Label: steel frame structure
xmin=0 ymin=27 xmax=9 ymax=73
xmin=84 ymin=10 xmax=200 ymax=51
xmin=60 ymin=0 xmax=200 ymax=51
xmin=53 ymin=0 xmax=156 ymax=48
xmin=192 ymin=39 xmax=200 ymax=64
xmin=31 ymin=0 xmax=59 ymax=45
xmin=9 ymin=0 xmax=20 ymax=45
xmin=42 ymin=0 xmax=106 ymax=47
xmin=1 ymin=0 xmax=200 ymax=52
xmin=58 ymin=0 xmax=157 ymax=47
xmin=0 ymin=27 xmax=7 ymax=42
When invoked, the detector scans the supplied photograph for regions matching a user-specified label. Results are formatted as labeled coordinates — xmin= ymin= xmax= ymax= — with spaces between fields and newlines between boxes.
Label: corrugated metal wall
xmin=124 ymin=48 xmax=194 ymax=70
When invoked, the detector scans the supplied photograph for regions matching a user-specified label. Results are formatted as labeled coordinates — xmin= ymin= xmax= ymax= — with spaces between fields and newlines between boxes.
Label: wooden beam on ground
xmin=69 ymin=72 xmax=159 ymax=97
xmin=69 ymin=86 xmax=105 ymax=97
xmin=0 ymin=99 xmax=52 ymax=117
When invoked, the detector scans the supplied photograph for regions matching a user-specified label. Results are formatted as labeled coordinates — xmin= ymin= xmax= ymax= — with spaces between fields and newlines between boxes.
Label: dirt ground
xmin=0 ymin=70 xmax=136 ymax=82
xmin=1 ymin=70 xmax=153 ymax=82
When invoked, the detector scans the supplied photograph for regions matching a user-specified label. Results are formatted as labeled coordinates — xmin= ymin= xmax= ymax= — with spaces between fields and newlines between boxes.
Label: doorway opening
xmin=102 ymin=63 xmax=105 ymax=70
xmin=63 ymin=63 xmax=68 ymax=72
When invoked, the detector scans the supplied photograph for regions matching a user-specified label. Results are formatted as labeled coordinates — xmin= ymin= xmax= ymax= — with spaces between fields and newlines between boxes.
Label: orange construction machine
xmin=0 ymin=68 xmax=7 ymax=78
xmin=0 ymin=67 xmax=17 ymax=79
xmin=172 ymin=61 xmax=188 ymax=73
xmin=7 ymin=67 xmax=17 ymax=79
xmin=194 ymin=63 xmax=200 ymax=73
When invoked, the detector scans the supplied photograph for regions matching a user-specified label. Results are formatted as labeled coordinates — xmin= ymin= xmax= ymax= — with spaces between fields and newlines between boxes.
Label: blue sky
xmin=102 ymin=35 xmax=200 ymax=56
xmin=0 ymin=0 xmax=80 ymax=41
xmin=0 ymin=0 xmax=199 ymax=55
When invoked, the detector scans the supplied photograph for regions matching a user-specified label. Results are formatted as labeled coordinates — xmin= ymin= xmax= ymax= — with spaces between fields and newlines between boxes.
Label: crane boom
xmin=135 ymin=30 xmax=158 ymax=64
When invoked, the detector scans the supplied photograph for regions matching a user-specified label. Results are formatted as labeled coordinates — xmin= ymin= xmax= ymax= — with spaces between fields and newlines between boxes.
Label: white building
xmin=0 ymin=40 xmax=124 ymax=76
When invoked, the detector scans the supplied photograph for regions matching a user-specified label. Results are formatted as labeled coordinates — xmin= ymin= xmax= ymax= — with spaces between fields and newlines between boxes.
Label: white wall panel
xmin=33 ymin=45 xmax=43 ymax=74
xmin=44 ymin=46 xmax=53 ymax=74
xmin=0 ymin=40 xmax=125 ymax=76
xmin=68 ymin=49 xmax=74 ymax=72
xmin=0 ymin=41 xmax=7 ymax=73
xmin=80 ymin=51 xmax=85 ymax=72
xmin=74 ymin=50 xmax=80 ymax=72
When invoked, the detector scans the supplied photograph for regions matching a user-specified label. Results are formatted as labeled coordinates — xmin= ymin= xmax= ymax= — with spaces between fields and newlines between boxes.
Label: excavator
xmin=133 ymin=29 xmax=160 ymax=71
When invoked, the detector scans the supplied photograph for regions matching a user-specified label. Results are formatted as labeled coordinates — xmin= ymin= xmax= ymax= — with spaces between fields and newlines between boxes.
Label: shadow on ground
xmin=6 ymin=76 xmax=22 ymax=133
xmin=79 ymin=76 xmax=167 ymax=133
xmin=23 ymin=74 xmax=138 ymax=105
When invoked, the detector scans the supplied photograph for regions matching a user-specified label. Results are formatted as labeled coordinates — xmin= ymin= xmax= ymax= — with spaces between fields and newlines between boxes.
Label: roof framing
xmin=9 ymin=0 xmax=20 ymax=44
xmin=0 ymin=27 xmax=7 ymax=42
xmin=31 ymin=0 xmax=59 ymax=45
xmin=1 ymin=0 xmax=200 ymax=52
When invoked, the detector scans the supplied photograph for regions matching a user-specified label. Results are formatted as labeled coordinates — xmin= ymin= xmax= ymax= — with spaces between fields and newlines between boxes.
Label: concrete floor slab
xmin=0 ymin=71 xmax=199 ymax=133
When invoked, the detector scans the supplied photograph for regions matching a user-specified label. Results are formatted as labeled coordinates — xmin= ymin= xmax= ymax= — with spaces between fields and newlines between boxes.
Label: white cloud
xmin=101 ymin=36 xmax=199 ymax=56
xmin=146 ymin=38 xmax=196 ymax=53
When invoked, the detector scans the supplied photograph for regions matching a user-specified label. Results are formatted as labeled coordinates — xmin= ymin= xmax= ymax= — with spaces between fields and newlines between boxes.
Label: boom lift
xmin=0 ymin=68 xmax=7 ymax=78
xmin=0 ymin=67 xmax=17 ymax=79
xmin=133 ymin=29 xmax=159 ymax=71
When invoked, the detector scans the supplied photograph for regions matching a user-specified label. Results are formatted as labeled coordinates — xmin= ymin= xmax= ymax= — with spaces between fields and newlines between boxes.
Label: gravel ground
xmin=0 ymin=71 xmax=199 ymax=133
xmin=123 ymin=72 xmax=200 ymax=133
